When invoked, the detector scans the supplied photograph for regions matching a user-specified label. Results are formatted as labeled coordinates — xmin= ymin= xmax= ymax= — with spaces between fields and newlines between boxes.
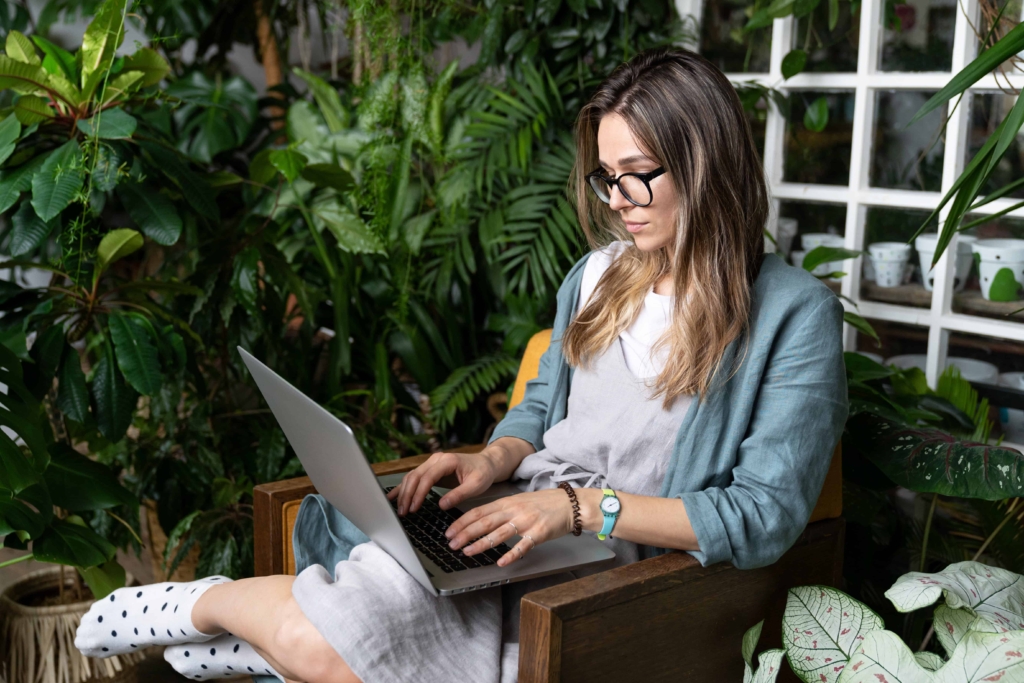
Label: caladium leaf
xmin=743 ymin=620 xmax=785 ymax=683
xmin=838 ymin=628 xmax=1024 ymax=682
xmin=783 ymin=585 xmax=886 ymax=683
xmin=913 ymin=652 xmax=945 ymax=672
xmin=932 ymin=605 xmax=987 ymax=658
xmin=845 ymin=413 xmax=1024 ymax=500
xmin=885 ymin=562 xmax=1024 ymax=657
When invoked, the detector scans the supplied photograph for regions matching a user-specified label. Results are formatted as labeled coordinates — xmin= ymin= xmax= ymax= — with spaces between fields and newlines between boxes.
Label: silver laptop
xmin=239 ymin=348 xmax=615 ymax=596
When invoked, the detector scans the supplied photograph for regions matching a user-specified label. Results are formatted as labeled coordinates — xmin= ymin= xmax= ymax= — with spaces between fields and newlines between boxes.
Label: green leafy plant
xmin=0 ymin=340 xmax=136 ymax=599
xmin=740 ymin=561 xmax=1024 ymax=682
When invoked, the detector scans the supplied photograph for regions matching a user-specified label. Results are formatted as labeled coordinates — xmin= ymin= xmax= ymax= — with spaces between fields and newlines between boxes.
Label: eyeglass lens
xmin=588 ymin=174 xmax=652 ymax=206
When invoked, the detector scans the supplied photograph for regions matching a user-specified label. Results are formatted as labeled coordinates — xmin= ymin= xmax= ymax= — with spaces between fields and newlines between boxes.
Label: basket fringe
xmin=1 ymin=568 xmax=145 ymax=683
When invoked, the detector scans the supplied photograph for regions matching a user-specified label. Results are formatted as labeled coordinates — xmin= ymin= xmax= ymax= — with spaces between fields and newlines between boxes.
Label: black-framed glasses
xmin=585 ymin=167 xmax=666 ymax=207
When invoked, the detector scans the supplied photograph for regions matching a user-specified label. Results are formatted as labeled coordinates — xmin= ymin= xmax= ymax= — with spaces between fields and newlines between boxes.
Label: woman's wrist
xmin=482 ymin=437 xmax=534 ymax=482
xmin=576 ymin=487 xmax=604 ymax=533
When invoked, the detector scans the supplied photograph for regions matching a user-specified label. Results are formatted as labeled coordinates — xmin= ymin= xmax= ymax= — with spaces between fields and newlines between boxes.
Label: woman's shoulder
xmin=752 ymin=252 xmax=843 ymax=322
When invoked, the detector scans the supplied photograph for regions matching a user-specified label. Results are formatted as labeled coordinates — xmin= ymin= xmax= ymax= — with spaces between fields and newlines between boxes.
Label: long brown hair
xmin=561 ymin=47 xmax=768 ymax=407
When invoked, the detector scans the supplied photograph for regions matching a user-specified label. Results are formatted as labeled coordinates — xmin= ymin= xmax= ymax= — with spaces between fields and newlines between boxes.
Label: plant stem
xmin=291 ymin=183 xmax=337 ymax=280
xmin=919 ymin=492 xmax=939 ymax=572
xmin=0 ymin=553 xmax=34 ymax=569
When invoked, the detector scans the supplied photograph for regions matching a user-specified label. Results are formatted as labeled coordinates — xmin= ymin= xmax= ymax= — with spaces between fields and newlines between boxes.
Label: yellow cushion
xmin=509 ymin=329 xmax=552 ymax=411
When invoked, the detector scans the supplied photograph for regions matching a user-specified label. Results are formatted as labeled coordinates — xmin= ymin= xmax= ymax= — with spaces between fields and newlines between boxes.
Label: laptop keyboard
xmin=383 ymin=486 xmax=512 ymax=573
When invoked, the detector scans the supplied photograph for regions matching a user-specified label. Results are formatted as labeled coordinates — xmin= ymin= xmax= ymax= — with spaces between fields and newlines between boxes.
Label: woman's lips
xmin=625 ymin=222 xmax=647 ymax=233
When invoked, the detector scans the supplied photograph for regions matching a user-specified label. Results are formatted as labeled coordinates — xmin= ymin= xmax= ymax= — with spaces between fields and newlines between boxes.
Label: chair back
xmin=507 ymin=330 xmax=842 ymax=522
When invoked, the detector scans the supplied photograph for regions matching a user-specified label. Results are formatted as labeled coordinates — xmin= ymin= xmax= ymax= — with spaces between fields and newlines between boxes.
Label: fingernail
xmin=444 ymin=529 xmax=452 ymax=538
xmin=439 ymin=500 xmax=448 ymax=509
xmin=398 ymin=506 xmax=405 ymax=515
xmin=449 ymin=540 xmax=458 ymax=548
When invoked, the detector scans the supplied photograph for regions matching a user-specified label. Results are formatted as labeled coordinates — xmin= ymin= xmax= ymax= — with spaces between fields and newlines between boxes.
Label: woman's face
xmin=596 ymin=113 xmax=677 ymax=254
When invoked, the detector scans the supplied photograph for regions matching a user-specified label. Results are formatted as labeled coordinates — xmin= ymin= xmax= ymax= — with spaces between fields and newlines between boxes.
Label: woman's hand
xmin=386 ymin=450 xmax=500 ymax=516
xmin=443 ymin=489 xmax=575 ymax=568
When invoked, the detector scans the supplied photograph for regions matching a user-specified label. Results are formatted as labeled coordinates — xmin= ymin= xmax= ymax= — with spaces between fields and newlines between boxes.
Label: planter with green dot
xmin=972 ymin=239 xmax=1024 ymax=302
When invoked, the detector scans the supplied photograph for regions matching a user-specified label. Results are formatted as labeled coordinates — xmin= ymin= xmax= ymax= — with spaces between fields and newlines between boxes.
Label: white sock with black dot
xmin=74 ymin=576 xmax=232 ymax=657
xmin=164 ymin=634 xmax=285 ymax=682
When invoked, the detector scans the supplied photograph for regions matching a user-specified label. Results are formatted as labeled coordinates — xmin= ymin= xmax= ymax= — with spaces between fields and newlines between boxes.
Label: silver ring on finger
xmin=507 ymin=521 xmax=519 ymax=535
xmin=523 ymin=534 xmax=536 ymax=550
xmin=487 ymin=535 xmax=495 ymax=549
xmin=513 ymin=546 xmax=522 ymax=559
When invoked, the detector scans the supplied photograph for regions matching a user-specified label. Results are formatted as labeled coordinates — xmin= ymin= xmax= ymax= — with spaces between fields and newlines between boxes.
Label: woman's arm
xmin=574 ymin=488 xmax=699 ymax=550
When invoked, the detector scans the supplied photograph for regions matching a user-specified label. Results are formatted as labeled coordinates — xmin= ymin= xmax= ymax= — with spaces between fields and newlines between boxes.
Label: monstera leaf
xmin=783 ymin=585 xmax=886 ymax=682
xmin=845 ymin=412 xmax=1024 ymax=500
xmin=885 ymin=562 xmax=1024 ymax=657
xmin=838 ymin=628 xmax=1024 ymax=682
xmin=743 ymin=620 xmax=785 ymax=683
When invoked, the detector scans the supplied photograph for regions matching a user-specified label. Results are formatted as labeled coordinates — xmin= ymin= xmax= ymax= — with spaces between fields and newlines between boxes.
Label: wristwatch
xmin=597 ymin=489 xmax=620 ymax=541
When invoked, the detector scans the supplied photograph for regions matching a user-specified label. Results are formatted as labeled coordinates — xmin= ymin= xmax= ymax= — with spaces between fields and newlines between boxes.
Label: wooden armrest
xmin=518 ymin=517 xmax=845 ymax=683
xmin=253 ymin=443 xmax=486 ymax=576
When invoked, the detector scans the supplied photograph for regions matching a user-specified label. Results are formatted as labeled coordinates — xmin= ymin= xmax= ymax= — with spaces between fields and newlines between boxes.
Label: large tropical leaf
xmin=79 ymin=0 xmax=128 ymax=100
xmin=13 ymin=94 xmax=51 ymax=125
xmin=885 ymin=562 xmax=1024 ymax=657
xmin=76 ymin=107 xmax=137 ymax=139
xmin=310 ymin=199 xmax=386 ymax=254
xmin=844 ymin=412 xmax=1024 ymax=499
xmin=94 ymin=227 xmax=143 ymax=280
xmin=32 ymin=517 xmax=115 ymax=568
xmin=783 ymin=585 xmax=886 ymax=683
xmin=0 ymin=485 xmax=46 ymax=539
xmin=57 ymin=347 xmax=90 ymax=423
xmin=116 ymin=182 xmax=182 ymax=245
xmin=30 ymin=139 xmax=84 ymax=221
xmin=0 ymin=114 xmax=20 ymax=166
xmin=9 ymin=201 xmax=56 ymax=256
xmin=90 ymin=345 xmax=138 ymax=441
xmin=6 ymin=31 xmax=39 ymax=65
xmin=0 ymin=341 xmax=45 ymax=492
xmin=837 ymin=628 xmax=1024 ymax=682
xmin=138 ymin=141 xmax=218 ymax=220
xmin=0 ymin=55 xmax=78 ymax=106
xmin=0 ymin=153 xmax=48 ymax=215
xmin=293 ymin=67 xmax=348 ymax=133
xmin=108 ymin=313 xmax=162 ymax=395
xmin=121 ymin=47 xmax=169 ymax=87
xmin=43 ymin=443 xmax=135 ymax=512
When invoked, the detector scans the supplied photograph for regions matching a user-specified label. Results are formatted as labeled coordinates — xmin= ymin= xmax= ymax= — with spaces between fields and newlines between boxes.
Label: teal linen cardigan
xmin=487 ymin=250 xmax=849 ymax=570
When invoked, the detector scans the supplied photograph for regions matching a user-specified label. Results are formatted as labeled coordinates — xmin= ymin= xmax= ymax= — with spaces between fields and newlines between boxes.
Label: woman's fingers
xmin=453 ymin=512 xmax=518 ymax=555
xmin=497 ymin=536 xmax=537 ymax=568
xmin=395 ymin=453 xmax=454 ymax=515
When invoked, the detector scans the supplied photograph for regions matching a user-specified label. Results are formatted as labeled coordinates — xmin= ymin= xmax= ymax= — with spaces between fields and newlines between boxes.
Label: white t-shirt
xmin=577 ymin=241 xmax=674 ymax=380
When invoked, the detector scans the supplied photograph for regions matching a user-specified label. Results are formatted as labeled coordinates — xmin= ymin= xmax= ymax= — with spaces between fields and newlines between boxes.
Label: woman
xmin=75 ymin=47 xmax=848 ymax=683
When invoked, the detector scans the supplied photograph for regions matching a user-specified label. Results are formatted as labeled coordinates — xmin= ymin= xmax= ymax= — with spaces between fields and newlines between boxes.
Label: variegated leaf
xmin=751 ymin=650 xmax=785 ymax=683
xmin=913 ymin=652 xmax=945 ymax=672
xmin=784 ymin=585 xmax=886 ymax=683
xmin=885 ymin=562 xmax=1024 ymax=657
xmin=934 ymin=604 xmax=996 ymax=658
xmin=838 ymin=628 xmax=1024 ymax=682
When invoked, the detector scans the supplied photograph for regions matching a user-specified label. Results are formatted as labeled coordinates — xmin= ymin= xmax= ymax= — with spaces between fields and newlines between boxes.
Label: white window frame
xmin=678 ymin=0 xmax=1024 ymax=407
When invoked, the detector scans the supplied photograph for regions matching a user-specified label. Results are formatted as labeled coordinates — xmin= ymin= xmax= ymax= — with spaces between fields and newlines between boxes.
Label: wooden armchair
xmin=254 ymin=330 xmax=845 ymax=682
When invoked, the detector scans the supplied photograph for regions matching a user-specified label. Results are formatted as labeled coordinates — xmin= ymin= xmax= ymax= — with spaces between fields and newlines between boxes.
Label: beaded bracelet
xmin=558 ymin=481 xmax=583 ymax=536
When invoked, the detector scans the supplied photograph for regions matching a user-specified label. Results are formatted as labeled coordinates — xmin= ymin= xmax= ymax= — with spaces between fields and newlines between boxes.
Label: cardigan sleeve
xmin=678 ymin=292 xmax=849 ymax=570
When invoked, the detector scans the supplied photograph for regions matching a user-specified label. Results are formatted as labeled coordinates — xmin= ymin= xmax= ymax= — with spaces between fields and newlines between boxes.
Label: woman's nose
xmin=607 ymin=184 xmax=631 ymax=211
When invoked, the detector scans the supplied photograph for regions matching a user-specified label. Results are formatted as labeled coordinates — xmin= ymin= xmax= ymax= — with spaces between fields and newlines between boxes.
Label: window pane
xmin=967 ymin=92 xmax=1024 ymax=200
xmin=777 ymin=201 xmax=847 ymax=288
xmin=700 ymin=0 xmax=771 ymax=73
xmin=783 ymin=90 xmax=855 ymax=185
xmin=870 ymin=90 xmax=945 ymax=192
xmin=792 ymin=2 xmax=860 ymax=72
xmin=861 ymin=207 xmax=933 ymax=308
xmin=950 ymin=214 xmax=1024 ymax=321
xmin=977 ymin=0 xmax=1024 ymax=77
xmin=878 ymin=0 xmax=956 ymax=72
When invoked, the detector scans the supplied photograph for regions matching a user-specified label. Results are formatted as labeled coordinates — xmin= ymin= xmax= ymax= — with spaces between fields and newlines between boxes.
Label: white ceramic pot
xmin=914 ymin=233 xmax=977 ymax=292
xmin=885 ymin=354 xmax=999 ymax=384
xmin=868 ymin=242 xmax=912 ymax=288
xmin=972 ymin=238 xmax=1024 ymax=301
xmin=801 ymin=233 xmax=846 ymax=281
xmin=997 ymin=371 xmax=1024 ymax=444
xmin=776 ymin=218 xmax=798 ymax=257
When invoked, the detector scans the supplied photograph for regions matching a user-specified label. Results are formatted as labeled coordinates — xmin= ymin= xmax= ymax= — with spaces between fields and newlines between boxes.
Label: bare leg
xmin=190 ymin=576 xmax=361 ymax=683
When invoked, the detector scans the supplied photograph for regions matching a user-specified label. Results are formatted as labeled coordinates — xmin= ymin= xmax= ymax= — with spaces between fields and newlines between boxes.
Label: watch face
xmin=601 ymin=497 xmax=621 ymax=514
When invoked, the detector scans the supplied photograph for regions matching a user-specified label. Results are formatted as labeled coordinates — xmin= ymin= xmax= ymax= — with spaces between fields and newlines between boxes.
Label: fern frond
xmin=428 ymin=353 xmax=520 ymax=431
